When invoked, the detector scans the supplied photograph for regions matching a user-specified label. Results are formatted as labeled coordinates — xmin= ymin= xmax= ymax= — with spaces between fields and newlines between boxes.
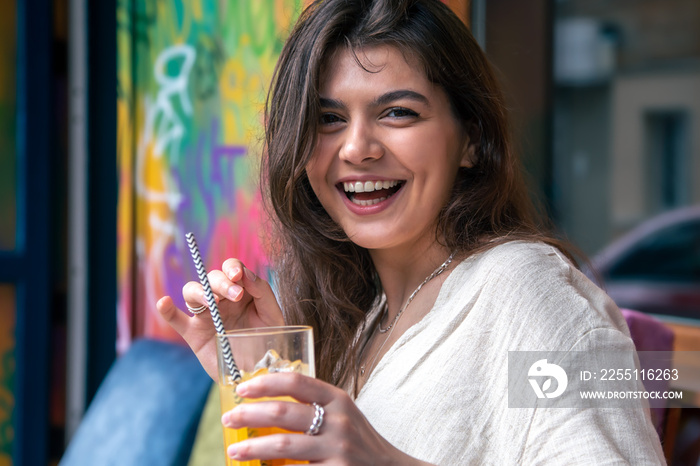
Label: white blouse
xmin=354 ymin=241 xmax=665 ymax=465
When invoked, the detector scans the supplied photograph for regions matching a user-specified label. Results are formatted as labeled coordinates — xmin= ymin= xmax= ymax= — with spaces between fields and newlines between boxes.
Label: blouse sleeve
xmin=519 ymin=327 xmax=667 ymax=465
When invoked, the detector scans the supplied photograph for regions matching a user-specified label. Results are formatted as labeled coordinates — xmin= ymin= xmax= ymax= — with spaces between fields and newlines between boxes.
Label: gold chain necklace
xmin=359 ymin=252 xmax=455 ymax=378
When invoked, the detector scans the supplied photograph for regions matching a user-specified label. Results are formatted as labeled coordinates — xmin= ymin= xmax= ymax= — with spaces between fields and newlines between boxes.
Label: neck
xmin=369 ymin=243 xmax=454 ymax=316
xmin=355 ymin=245 xmax=456 ymax=388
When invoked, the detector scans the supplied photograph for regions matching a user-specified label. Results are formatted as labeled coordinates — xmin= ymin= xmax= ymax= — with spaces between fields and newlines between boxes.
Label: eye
xmin=385 ymin=107 xmax=419 ymax=118
xmin=319 ymin=112 xmax=344 ymax=125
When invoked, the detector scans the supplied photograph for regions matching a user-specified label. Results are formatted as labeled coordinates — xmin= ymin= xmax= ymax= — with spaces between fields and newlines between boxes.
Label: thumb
xmin=240 ymin=268 xmax=284 ymax=326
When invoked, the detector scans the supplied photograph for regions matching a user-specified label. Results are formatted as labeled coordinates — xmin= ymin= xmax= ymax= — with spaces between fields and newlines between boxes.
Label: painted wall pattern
xmin=116 ymin=0 xmax=467 ymax=349
xmin=117 ymin=0 xmax=305 ymax=348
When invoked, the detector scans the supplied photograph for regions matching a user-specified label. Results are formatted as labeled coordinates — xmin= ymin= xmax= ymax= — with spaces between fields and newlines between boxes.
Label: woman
xmin=157 ymin=0 xmax=666 ymax=463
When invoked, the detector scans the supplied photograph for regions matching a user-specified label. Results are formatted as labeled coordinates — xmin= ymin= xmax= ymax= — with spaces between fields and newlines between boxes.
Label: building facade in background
xmin=553 ymin=0 xmax=700 ymax=253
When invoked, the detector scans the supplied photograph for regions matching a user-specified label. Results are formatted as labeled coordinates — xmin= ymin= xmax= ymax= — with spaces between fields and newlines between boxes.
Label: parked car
xmin=585 ymin=205 xmax=700 ymax=320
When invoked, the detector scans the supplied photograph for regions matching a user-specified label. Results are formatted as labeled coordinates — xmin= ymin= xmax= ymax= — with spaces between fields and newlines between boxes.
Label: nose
xmin=339 ymin=120 xmax=383 ymax=164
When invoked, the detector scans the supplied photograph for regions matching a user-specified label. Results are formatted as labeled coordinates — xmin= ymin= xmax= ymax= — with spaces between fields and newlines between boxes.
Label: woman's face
xmin=306 ymin=45 xmax=474 ymax=254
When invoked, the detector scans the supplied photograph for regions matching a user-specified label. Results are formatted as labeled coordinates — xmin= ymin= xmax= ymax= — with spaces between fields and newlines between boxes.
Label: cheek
xmin=305 ymin=158 xmax=332 ymax=209
xmin=306 ymin=141 xmax=337 ymax=191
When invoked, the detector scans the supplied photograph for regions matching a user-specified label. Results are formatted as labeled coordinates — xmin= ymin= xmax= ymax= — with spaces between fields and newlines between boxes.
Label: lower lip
xmin=339 ymin=186 xmax=402 ymax=215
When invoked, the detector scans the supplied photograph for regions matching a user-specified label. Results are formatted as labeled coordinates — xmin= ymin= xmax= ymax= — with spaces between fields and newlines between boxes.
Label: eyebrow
xmin=319 ymin=89 xmax=431 ymax=110
xmin=373 ymin=89 xmax=430 ymax=108
xmin=319 ymin=97 xmax=345 ymax=109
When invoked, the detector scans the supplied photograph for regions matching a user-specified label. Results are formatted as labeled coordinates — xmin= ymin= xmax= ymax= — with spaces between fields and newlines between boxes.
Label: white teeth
xmin=342 ymin=180 xmax=400 ymax=193
xmin=341 ymin=179 xmax=402 ymax=207
xmin=351 ymin=196 xmax=388 ymax=206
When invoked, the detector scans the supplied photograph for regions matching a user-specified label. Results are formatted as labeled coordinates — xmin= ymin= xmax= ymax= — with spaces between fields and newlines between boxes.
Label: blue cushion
xmin=60 ymin=338 xmax=212 ymax=466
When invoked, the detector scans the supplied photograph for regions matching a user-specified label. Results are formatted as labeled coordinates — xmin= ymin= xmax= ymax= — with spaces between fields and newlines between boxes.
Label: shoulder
xmin=448 ymin=240 xmax=631 ymax=351
xmin=451 ymin=240 xmax=580 ymax=300
xmin=472 ymin=240 xmax=573 ymax=276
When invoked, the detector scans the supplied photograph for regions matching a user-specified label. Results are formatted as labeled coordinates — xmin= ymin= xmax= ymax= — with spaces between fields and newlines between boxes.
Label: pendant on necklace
xmin=360 ymin=366 xmax=366 ymax=376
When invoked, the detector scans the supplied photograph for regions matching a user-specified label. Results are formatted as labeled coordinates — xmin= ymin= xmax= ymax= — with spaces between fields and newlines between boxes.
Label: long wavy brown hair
xmin=262 ymin=0 xmax=569 ymax=388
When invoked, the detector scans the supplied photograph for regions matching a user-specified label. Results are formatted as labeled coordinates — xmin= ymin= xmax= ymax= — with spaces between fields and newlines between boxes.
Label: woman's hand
xmin=221 ymin=373 xmax=433 ymax=465
xmin=156 ymin=258 xmax=285 ymax=380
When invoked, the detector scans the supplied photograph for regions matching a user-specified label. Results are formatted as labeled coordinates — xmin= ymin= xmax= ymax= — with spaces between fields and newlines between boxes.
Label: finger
xmin=221 ymin=259 xmax=271 ymax=301
xmin=235 ymin=268 xmax=283 ymax=323
xmin=181 ymin=281 xmax=219 ymax=319
xmin=236 ymin=373 xmax=338 ymax=406
xmin=238 ymin=267 xmax=273 ymax=303
xmin=222 ymin=258 xmax=246 ymax=281
xmin=227 ymin=433 xmax=323 ymax=463
xmin=208 ymin=269 xmax=244 ymax=302
xmin=223 ymin=400 xmax=317 ymax=434
xmin=182 ymin=281 xmax=209 ymax=308
xmin=222 ymin=259 xmax=284 ymax=327
xmin=157 ymin=296 xmax=191 ymax=336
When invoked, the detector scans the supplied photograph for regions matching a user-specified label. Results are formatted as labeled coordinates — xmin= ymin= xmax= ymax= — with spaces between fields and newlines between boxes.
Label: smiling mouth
xmin=340 ymin=180 xmax=405 ymax=206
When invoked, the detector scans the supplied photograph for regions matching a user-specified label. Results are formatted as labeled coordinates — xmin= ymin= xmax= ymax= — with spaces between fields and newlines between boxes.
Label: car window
xmin=607 ymin=219 xmax=700 ymax=283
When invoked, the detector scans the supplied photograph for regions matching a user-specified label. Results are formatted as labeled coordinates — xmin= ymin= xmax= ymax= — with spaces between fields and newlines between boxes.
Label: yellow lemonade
xmin=219 ymin=366 xmax=310 ymax=466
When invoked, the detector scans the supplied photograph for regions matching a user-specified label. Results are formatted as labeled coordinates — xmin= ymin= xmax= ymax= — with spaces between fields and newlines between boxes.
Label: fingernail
xmin=244 ymin=267 xmax=257 ymax=282
xmin=227 ymin=285 xmax=243 ymax=299
xmin=221 ymin=413 xmax=232 ymax=427
xmin=227 ymin=267 xmax=240 ymax=280
xmin=227 ymin=444 xmax=238 ymax=459
xmin=236 ymin=382 xmax=249 ymax=396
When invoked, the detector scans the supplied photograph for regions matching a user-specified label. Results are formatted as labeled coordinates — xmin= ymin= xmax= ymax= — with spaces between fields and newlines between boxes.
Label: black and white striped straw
xmin=185 ymin=232 xmax=241 ymax=382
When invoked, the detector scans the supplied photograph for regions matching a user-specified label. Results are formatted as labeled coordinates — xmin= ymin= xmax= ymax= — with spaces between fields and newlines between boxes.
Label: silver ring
xmin=186 ymin=303 xmax=207 ymax=315
xmin=305 ymin=402 xmax=324 ymax=436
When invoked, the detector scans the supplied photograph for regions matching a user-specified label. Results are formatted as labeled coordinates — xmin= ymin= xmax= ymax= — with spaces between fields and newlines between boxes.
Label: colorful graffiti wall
xmin=117 ymin=0 xmax=306 ymax=348
xmin=116 ymin=0 xmax=469 ymax=349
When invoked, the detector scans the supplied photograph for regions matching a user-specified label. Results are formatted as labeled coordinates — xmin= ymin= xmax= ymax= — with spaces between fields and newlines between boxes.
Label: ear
xmin=460 ymin=139 xmax=477 ymax=168
xmin=459 ymin=124 xmax=479 ymax=168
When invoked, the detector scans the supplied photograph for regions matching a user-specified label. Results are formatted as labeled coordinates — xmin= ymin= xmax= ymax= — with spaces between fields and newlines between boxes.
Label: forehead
xmin=319 ymin=44 xmax=429 ymax=91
